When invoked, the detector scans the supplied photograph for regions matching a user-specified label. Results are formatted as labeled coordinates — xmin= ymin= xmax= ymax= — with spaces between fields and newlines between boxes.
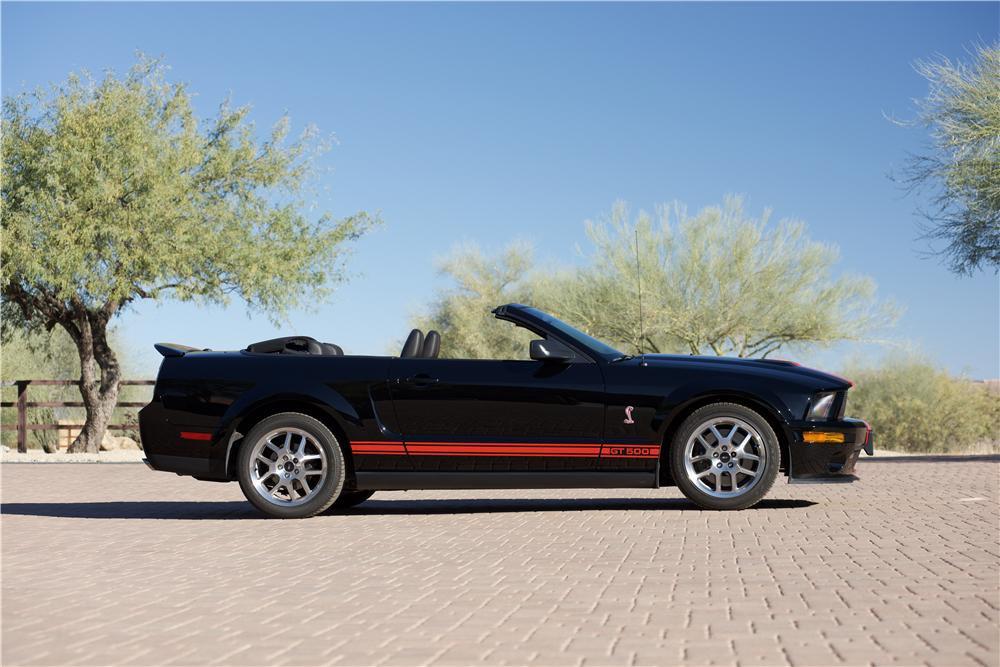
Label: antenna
xmin=634 ymin=228 xmax=644 ymax=355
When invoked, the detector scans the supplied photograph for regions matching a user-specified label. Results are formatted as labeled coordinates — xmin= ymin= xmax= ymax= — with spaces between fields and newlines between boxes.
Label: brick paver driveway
xmin=2 ymin=457 xmax=998 ymax=667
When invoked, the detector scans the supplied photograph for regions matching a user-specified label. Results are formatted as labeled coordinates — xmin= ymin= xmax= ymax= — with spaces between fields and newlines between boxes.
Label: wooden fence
xmin=0 ymin=380 xmax=154 ymax=452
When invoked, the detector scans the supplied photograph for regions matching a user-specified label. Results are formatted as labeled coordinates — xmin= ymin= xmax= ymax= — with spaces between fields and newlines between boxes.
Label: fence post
xmin=16 ymin=381 xmax=28 ymax=453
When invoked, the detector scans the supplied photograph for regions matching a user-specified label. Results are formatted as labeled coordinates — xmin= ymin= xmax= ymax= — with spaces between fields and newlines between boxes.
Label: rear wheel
xmin=670 ymin=402 xmax=779 ymax=510
xmin=237 ymin=412 xmax=345 ymax=518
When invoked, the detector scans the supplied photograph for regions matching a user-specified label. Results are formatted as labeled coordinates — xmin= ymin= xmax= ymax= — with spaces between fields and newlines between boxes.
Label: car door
xmin=387 ymin=357 xmax=606 ymax=472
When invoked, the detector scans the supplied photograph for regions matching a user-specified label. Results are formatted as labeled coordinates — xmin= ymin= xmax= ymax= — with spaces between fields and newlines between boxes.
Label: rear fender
xmin=219 ymin=384 xmax=361 ymax=479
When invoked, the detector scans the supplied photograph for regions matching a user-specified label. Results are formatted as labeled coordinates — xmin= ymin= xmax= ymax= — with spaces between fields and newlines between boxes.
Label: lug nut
xmin=713 ymin=453 xmax=719 ymax=458
xmin=294 ymin=469 xmax=300 ymax=474
xmin=728 ymin=462 xmax=734 ymax=468
xmin=722 ymin=446 xmax=727 ymax=451
xmin=717 ymin=463 xmax=722 ymax=468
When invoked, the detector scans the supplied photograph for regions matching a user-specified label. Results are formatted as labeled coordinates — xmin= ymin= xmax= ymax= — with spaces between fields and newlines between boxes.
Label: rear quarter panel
xmin=141 ymin=352 xmax=394 ymax=479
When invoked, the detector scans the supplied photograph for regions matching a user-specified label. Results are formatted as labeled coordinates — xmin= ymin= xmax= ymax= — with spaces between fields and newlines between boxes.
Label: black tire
xmin=330 ymin=489 xmax=376 ymax=510
xmin=237 ymin=412 xmax=346 ymax=519
xmin=669 ymin=402 xmax=779 ymax=511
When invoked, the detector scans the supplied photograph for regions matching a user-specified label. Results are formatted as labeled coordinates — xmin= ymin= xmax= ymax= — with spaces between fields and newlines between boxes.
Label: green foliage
xmin=412 ymin=242 xmax=537 ymax=359
xmin=554 ymin=197 xmax=898 ymax=356
xmin=846 ymin=357 xmax=1000 ymax=453
xmin=902 ymin=43 xmax=1000 ymax=274
xmin=417 ymin=197 xmax=897 ymax=360
xmin=1 ymin=328 xmax=77 ymax=451
xmin=1 ymin=56 xmax=377 ymax=451
xmin=2 ymin=56 xmax=378 ymax=328
xmin=0 ymin=329 xmax=147 ymax=451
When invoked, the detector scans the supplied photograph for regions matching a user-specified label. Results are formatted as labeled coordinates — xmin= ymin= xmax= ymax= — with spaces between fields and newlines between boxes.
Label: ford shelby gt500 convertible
xmin=139 ymin=304 xmax=873 ymax=518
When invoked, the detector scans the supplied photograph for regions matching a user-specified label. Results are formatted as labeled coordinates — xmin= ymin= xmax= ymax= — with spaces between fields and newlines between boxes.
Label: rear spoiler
xmin=154 ymin=343 xmax=205 ymax=358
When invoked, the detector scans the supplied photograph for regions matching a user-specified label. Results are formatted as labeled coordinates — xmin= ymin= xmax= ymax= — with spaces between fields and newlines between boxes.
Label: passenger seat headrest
xmin=401 ymin=329 xmax=424 ymax=358
xmin=421 ymin=330 xmax=441 ymax=358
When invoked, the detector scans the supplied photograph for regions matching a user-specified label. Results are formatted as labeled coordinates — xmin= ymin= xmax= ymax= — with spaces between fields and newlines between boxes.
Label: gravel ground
xmin=1 ymin=449 xmax=145 ymax=463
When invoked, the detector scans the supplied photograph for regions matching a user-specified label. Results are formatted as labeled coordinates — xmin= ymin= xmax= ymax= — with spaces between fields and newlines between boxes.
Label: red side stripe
xmin=348 ymin=440 xmax=661 ymax=459
xmin=179 ymin=431 xmax=212 ymax=441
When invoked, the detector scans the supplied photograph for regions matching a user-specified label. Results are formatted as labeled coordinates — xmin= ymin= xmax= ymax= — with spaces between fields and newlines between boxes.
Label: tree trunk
xmin=65 ymin=308 xmax=121 ymax=454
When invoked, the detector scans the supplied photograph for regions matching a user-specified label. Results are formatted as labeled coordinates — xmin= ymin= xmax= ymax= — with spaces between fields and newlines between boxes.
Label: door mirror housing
xmin=529 ymin=339 xmax=575 ymax=363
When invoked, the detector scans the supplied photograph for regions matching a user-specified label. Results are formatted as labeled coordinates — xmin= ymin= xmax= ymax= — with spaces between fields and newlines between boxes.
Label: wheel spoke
xmin=250 ymin=428 xmax=326 ymax=506
xmin=684 ymin=416 xmax=766 ymax=499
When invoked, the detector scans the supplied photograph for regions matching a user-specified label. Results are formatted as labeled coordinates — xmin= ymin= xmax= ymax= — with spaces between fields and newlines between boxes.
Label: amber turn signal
xmin=803 ymin=431 xmax=845 ymax=444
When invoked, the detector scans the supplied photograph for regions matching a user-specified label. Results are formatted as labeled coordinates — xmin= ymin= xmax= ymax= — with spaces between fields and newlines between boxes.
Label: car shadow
xmin=0 ymin=496 xmax=816 ymax=521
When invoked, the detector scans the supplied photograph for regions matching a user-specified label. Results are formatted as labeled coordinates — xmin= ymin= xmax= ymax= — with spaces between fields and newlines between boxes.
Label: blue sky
xmin=3 ymin=2 xmax=998 ymax=377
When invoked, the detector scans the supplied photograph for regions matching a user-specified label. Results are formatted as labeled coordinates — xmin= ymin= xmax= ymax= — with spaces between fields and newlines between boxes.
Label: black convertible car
xmin=139 ymin=304 xmax=873 ymax=518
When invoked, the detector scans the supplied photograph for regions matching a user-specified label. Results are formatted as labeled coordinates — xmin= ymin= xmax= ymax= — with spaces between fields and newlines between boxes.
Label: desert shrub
xmin=846 ymin=357 xmax=999 ymax=453
xmin=1 ymin=328 xmax=148 ymax=451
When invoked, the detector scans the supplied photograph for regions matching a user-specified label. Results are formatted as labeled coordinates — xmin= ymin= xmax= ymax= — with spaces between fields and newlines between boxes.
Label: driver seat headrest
xmin=401 ymin=329 xmax=424 ymax=358
xmin=421 ymin=330 xmax=441 ymax=358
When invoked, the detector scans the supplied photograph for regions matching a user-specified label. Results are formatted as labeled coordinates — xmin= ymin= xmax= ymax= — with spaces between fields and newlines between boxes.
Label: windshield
xmin=523 ymin=307 xmax=624 ymax=361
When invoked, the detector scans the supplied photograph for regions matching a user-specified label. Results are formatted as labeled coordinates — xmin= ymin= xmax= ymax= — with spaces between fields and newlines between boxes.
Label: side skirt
xmin=355 ymin=471 xmax=658 ymax=491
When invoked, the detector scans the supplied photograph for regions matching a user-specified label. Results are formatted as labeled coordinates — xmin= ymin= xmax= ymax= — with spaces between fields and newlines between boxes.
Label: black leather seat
xmin=421 ymin=330 xmax=441 ymax=358
xmin=400 ymin=329 xmax=424 ymax=358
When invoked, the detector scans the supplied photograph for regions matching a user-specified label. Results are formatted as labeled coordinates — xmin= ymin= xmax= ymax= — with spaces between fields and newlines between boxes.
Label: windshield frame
xmin=511 ymin=306 xmax=624 ymax=362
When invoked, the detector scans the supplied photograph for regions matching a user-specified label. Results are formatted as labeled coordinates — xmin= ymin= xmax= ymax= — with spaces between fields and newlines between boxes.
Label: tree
xmin=553 ymin=198 xmax=898 ymax=357
xmin=412 ymin=241 xmax=536 ymax=359
xmin=2 ymin=58 xmax=378 ymax=452
xmin=899 ymin=43 xmax=1000 ymax=274
xmin=417 ymin=197 xmax=897 ymax=360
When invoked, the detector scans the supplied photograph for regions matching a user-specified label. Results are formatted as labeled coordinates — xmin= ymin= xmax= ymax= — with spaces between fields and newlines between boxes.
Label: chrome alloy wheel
xmin=683 ymin=417 xmax=767 ymax=498
xmin=248 ymin=428 xmax=328 ymax=507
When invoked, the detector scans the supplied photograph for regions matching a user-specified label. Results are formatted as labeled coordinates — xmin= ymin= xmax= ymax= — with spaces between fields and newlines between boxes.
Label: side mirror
xmin=530 ymin=339 xmax=575 ymax=363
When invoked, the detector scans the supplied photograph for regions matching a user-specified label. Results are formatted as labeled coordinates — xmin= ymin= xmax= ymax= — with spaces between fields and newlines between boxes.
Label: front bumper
xmin=787 ymin=417 xmax=873 ymax=482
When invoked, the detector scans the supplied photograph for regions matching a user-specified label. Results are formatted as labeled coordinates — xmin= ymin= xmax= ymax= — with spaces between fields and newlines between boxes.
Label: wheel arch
xmin=657 ymin=392 xmax=790 ymax=486
xmin=224 ymin=399 xmax=355 ymax=485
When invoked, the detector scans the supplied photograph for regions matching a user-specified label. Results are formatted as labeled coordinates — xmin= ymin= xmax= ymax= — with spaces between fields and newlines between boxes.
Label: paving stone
xmin=1 ymin=458 xmax=997 ymax=666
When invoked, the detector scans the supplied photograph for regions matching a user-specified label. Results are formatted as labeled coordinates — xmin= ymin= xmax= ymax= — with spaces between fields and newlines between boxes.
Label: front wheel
xmin=669 ymin=402 xmax=779 ymax=510
xmin=237 ymin=412 xmax=346 ymax=518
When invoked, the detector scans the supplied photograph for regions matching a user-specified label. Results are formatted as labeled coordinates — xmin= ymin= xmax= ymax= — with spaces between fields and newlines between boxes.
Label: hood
xmin=639 ymin=354 xmax=853 ymax=390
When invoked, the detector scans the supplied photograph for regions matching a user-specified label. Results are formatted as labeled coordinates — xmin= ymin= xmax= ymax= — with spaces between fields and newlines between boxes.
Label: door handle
xmin=403 ymin=374 xmax=439 ymax=387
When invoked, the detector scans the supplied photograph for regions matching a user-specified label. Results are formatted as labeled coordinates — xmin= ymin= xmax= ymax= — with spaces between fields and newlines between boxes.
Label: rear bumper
xmin=787 ymin=417 xmax=873 ymax=482
xmin=139 ymin=401 xmax=229 ymax=480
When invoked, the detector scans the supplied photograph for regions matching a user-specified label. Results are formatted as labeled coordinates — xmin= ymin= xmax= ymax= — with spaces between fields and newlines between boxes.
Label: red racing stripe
xmin=348 ymin=440 xmax=660 ymax=459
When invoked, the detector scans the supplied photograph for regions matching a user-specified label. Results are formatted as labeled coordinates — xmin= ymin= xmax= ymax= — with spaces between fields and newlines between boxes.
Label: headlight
xmin=806 ymin=392 xmax=836 ymax=421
